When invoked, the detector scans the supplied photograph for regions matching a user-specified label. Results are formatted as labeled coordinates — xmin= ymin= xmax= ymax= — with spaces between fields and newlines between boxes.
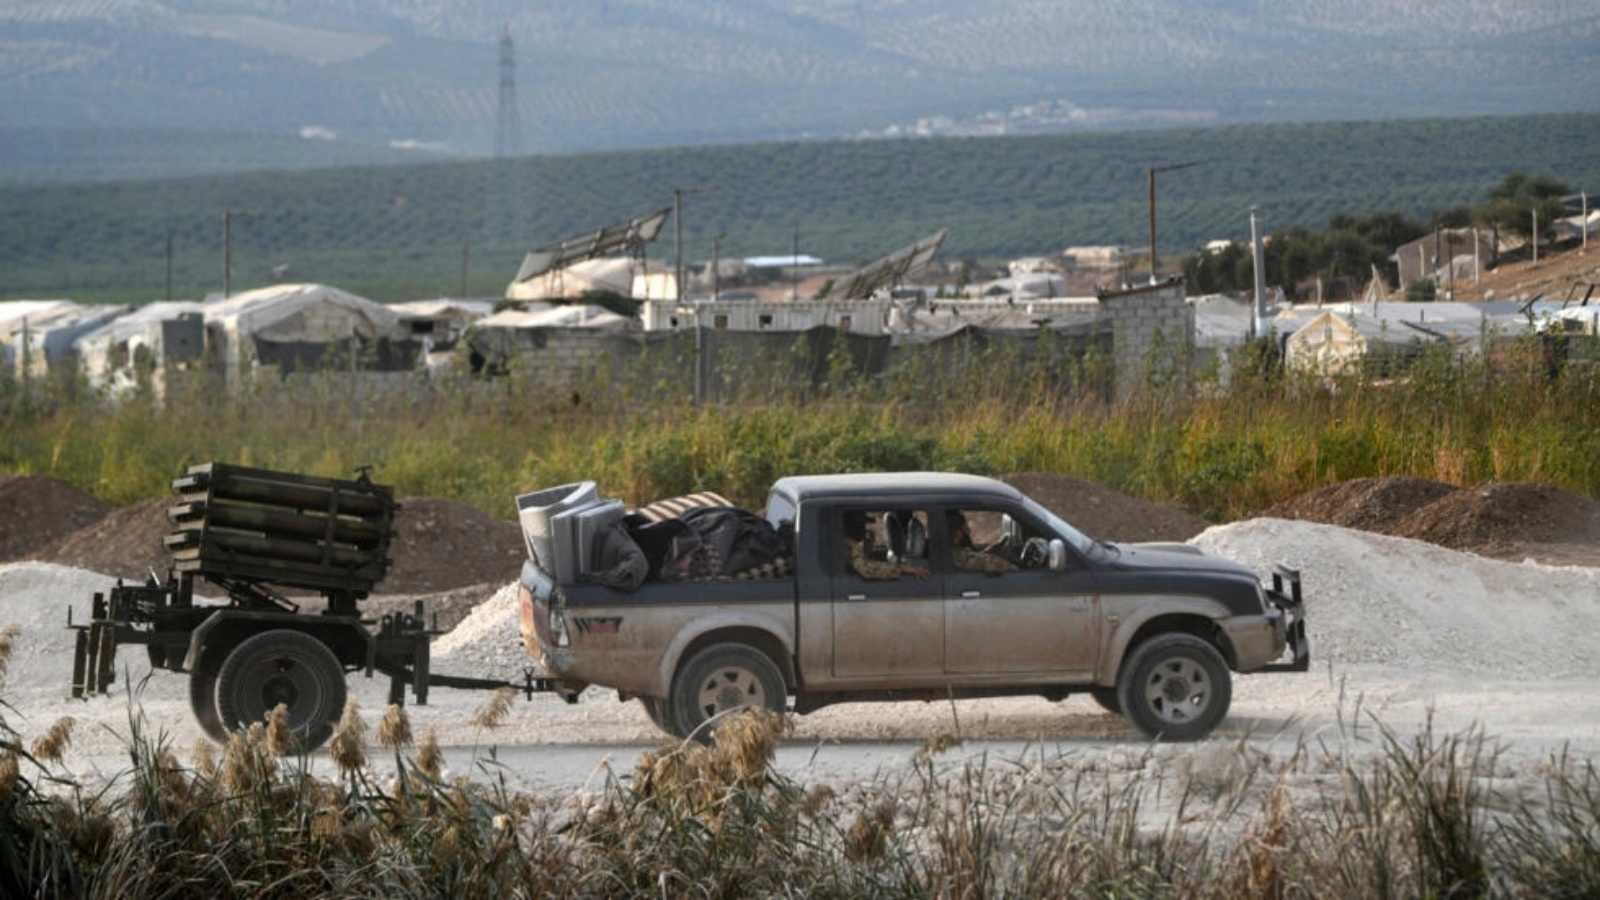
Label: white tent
xmin=74 ymin=301 xmax=205 ymax=393
xmin=505 ymin=257 xmax=676 ymax=302
xmin=0 ymin=300 xmax=128 ymax=377
xmin=203 ymin=283 xmax=412 ymax=377
xmin=474 ymin=304 xmax=630 ymax=331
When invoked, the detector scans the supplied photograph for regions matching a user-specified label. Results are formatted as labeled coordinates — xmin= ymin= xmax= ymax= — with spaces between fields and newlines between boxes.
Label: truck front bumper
xmin=1255 ymin=563 xmax=1309 ymax=673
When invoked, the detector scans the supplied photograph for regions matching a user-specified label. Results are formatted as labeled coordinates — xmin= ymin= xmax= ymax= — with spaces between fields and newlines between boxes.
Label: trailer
xmin=70 ymin=462 xmax=552 ymax=752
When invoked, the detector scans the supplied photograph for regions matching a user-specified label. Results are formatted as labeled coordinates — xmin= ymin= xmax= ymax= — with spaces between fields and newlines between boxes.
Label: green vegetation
xmin=2 ymin=114 xmax=1596 ymax=304
xmin=1185 ymin=172 xmax=1579 ymax=299
xmin=3 ymin=679 xmax=1598 ymax=897
xmin=1 ymin=326 xmax=1595 ymax=519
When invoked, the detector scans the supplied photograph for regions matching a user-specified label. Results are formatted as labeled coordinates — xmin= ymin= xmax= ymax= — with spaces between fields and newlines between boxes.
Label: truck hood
xmin=1110 ymin=541 xmax=1252 ymax=576
xmin=1097 ymin=541 xmax=1265 ymax=614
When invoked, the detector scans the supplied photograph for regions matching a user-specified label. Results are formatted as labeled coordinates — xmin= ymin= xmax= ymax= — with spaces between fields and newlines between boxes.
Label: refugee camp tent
xmin=74 ymin=301 xmax=206 ymax=394
xmin=1283 ymin=305 xmax=1478 ymax=375
xmin=203 ymin=283 xmax=417 ymax=378
xmin=505 ymin=257 xmax=675 ymax=302
xmin=389 ymin=298 xmax=496 ymax=373
xmin=0 ymin=300 xmax=128 ymax=378
xmin=464 ymin=304 xmax=634 ymax=375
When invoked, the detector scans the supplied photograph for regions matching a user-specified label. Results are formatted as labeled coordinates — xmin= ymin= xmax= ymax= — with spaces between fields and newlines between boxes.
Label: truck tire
xmin=215 ymin=629 xmax=347 ymax=753
xmin=188 ymin=668 xmax=229 ymax=744
xmin=639 ymin=696 xmax=680 ymax=738
xmin=1116 ymin=634 xmax=1231 ymax=741
xmin=1088 ymin=687 xmax=1122 ymax=715
xmin=669 ymin=643 xmax=786 ymax=743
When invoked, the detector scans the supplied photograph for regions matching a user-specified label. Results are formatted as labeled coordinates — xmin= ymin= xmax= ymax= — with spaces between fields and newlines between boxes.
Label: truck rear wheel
xmin=215 ymin=629 xmax=347 ymax=753
xmin=639 ymin=696 xmax=680 ymax=737
xmin=1088 ymin=687 xmax=1122 ymax=715
xmin=669 ymin=643 xmax=785 ymax=743
xmin=1117 ymin=634 xmax=1231 ymax=741
xmin=188 ymin=668 xmax=229 ymax=744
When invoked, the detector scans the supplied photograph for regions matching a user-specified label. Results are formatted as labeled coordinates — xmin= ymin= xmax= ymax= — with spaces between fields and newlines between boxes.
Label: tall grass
xmin=1 ymin=331 xmax=1595 ymax=518
xmin=3 ymin=640 xmax=1599 ymax=897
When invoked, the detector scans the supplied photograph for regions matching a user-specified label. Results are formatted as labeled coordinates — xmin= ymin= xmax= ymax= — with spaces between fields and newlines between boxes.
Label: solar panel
xmin=826 ymin=229 xmax=947 ymax=300
xmin=513 ymin=207 xmax=672 ymax=282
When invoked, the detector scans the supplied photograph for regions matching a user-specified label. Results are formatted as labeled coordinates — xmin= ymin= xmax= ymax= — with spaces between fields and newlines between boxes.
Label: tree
xmin=1479 ymin=172 xmax=1570 ymax=241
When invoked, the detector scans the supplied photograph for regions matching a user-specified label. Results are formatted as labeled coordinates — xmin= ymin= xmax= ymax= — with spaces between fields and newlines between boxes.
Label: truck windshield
xmin=1018 ymin=496 xmax=1098 ymax=556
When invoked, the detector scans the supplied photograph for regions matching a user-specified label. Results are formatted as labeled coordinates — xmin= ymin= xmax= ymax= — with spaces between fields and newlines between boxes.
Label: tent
xmin=203 ymin=283 xmax=416 ymax=377
xmin=0 ymin=300 xmax=128 ymax=377
xmin=74 ymin=301 xmax=205 ymax=393
xmin=505 ymin=257 xmax=676 ymax=302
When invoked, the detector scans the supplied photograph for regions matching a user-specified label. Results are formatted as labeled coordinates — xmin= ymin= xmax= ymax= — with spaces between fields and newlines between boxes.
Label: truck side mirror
xmin=1048 ymin=538 xmax=1067 ymax=571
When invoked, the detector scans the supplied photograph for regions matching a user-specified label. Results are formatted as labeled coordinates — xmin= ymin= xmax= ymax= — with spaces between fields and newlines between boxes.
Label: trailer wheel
xmin=215 ymin=629 xmax=347 ymax=752
xmin=1117 ymin=634 xmax=1231 ymax=742
xmin=669 ymin=643 xmax=785 ymax=744
xmin=188 ymin=669 xmax=229 ymax=744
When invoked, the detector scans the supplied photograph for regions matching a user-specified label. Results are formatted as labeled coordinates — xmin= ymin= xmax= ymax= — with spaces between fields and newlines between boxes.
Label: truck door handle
xmin=961 ymin=591 xmax=981 ymax=599
xmin=846 ymin=593 xmax=867 ymax=601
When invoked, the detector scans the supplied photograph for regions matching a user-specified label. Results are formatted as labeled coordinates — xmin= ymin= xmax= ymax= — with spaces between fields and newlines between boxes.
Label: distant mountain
xmin=2 ymin=0 xmax=1597 ymax=175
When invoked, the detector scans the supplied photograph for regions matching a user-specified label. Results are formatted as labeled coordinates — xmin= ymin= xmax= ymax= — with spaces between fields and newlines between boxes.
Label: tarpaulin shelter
xmin=203 ymin=283 xmax=418 ymax=378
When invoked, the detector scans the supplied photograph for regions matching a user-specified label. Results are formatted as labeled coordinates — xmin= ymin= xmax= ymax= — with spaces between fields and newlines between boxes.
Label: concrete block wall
xmin=1096 ymin=279 xmax=1194 ymax=403
xmin=502 ymin=285 xmax=1195 ymax=404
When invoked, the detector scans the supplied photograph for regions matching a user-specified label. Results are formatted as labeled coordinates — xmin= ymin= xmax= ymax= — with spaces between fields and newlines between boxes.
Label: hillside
xmin=0 ymin=0 xmax=1596 ymax=161
xmin=2 ymin=113 xmax=1597 ymax=304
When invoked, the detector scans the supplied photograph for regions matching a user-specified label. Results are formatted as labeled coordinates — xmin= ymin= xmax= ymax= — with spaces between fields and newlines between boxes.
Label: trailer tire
xmin=1117 ymin=634 xmax=1231 ymax=742
xmin=188 ymin=668 xmax=229 ymax=744
xmin=215 ymin=629 xmax=347 ymax=753
xmin=668 ymin=643 xmax=785 ymax=744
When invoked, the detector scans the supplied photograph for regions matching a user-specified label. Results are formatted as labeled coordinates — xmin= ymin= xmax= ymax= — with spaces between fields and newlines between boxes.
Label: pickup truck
xmin=517 ymin=472 xmax=1308 ymax=742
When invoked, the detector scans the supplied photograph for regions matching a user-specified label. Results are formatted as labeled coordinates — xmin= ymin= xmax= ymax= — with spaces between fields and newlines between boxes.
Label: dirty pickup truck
xmin=517 ymin=472 xmax=1308 ymax=742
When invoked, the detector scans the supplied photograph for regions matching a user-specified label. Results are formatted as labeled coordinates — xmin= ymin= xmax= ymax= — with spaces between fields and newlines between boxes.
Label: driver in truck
xmin=947 ymin=510 xmax=1016 ymax=573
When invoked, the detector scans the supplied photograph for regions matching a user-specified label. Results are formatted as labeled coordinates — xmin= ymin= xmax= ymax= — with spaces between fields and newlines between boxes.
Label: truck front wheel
xmin=215 ymin=629 xmax=347 ymax=752
xmin=668 ymin=643 xmax=786 ymax=743
xmin=1117 ymin=634 xmax=1231 ymax=741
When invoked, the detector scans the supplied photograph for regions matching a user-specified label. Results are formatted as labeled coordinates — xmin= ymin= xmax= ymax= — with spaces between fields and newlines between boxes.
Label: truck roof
xmin=770 ymin=472 xmax=1023 ymax=505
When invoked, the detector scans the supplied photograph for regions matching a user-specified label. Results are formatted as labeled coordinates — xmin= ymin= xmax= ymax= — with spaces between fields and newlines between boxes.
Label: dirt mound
xmin=1263 ymin=477 xmax=1458 ymax=532
xmin=1266 ymin=476 xmax=1600 ymax=568
xmin=385 ymin=497 xmax=527 ymax=594
xmin=1395 ymin=483 xmax=1600 ymax=565
xmin=32 ymin=493 xmax=527 ymax=594
xmin=1002 ymin=473 xmax=1209 ymax=543
xmin=35 ymin=496 xmax=173 ymax=581
xmin=0 ymin=474 xmax=114 ymax=562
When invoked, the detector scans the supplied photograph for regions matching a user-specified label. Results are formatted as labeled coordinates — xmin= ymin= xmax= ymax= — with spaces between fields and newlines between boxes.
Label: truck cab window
xmin=842 ymin=508 xmax=930 ymax=581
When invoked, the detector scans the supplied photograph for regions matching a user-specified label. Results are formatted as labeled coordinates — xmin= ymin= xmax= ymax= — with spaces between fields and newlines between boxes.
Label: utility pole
xmin=222 ymin=209 xmax=258 ymax=298
xmin=1148 ymin=161 xmax=1198 ymax=283
xmin=711 ymin=233 xmax=725 ymax=302
xmin=1250 ymin=207 xmax=1266 ymax=338
xmin=673 ymin=187 xmax=706 ymax=302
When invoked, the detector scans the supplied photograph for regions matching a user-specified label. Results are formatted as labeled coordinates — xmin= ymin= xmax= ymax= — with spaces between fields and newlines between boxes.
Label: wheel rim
xmin=240 ymin=652 xmax=330 ymax=730
xmin=696 ymin=666 xmax=766 ymax=719
xmin=1141 ymin=655 xmax=1212 ymax=725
